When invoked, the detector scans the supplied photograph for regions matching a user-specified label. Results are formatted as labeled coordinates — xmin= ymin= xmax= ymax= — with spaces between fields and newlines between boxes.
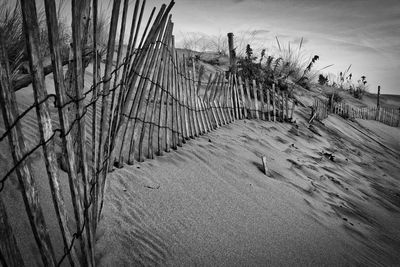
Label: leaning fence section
xmin=0 ymin=0 xmax=297 ymax=266
xmin=311 ymin=97 xmax=400 ymax=127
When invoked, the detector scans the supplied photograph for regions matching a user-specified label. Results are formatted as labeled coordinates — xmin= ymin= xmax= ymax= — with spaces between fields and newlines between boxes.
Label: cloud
xmin=292 ymin=37 xmax=309 ymax=45
xmin=251 ymin=29 xmax=270 ymax=36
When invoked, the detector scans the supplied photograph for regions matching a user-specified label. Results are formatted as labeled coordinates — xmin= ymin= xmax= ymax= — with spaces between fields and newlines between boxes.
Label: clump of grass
xmin=0 ymin=0 xmax=71 ymax=76
xmin=0 ymin=1 xmax=27 ymax=78
xmin=237 ymin=37 xmax=332 ymax=91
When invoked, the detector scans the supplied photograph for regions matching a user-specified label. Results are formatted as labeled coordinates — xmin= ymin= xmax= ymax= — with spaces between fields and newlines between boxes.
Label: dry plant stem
xmin=0 ymin=29 xmax=56 ymax=266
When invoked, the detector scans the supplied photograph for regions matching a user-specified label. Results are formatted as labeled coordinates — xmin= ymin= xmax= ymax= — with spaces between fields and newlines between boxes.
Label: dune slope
xmin=96 ymin=104 xmax=400 ymax=266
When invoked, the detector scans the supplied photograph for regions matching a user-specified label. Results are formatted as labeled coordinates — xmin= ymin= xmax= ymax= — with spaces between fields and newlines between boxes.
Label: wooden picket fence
xmin=0 ymin=0 xmax=297 ymax=266
xmin=312 ymin=98 xmax=400 ymax=127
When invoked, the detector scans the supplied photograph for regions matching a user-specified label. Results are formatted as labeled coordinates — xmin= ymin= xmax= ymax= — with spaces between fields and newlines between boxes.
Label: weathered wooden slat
xmin=140 ymin=20 xmax=172 ymax=160
xmin=114 ymin=4 xmax=163 ymax=165
xmin=97 ymin=0 xmax=122 ymax=217
xmin=125 ymin=11 xmax=168 ymax=160
xmin=238 ymin=76 xmax=247 ymax=119
xmin=175 ymin=52 xmax=189 ymax=141
xmin=148 ymin=23 xmax=173 ymax=158
xmin=203 ymin=74 xmax=216 ymax=129
xmin=111 ymin=1 xmax=150 ymax=166
xmin=91 ymin=0 xmax=100 ymax=229
xmin=213 ymin=74 xmax=224 ymax=127
xmin=244 ymin=79 xmax=252 ymax=119
xmin=259 ymin=83 xmax=265 ymax=120
xmin=171 ymin=36 xmax=183 ymax=146
xmin=182 ymin=56 xmax=196 ymax=137
xmin=164 ymin=22 xmax=173 ymax=152
xmin=252 ymin=80 xmax=259 ymax=119
xmin=216 ymin=79 xmax=227 ymax=125
xmin=226 ymin=75 xmax=234 ymax=123
xmin=285 ymin=92 xmax=289 ymax=121
xmin=43 ymin=0 xmax=85 ymax=264
xmin=290 ymin=99 xmax=295 ymax=120
xmin=272 ymin=83 xmax=276 ymax=122
xmin=170 ymin=36 xmax=178 ymax=149
xmin=0 ymin=196 xmax=25 ymax=267
xmin=193 ymin=64 xmax=206 ymax=133
xmin=106 ymin=0 xmax=130 ymax=169
xmin=71 ymin=0 xmax=94 ymax=265
xmin=232 ymin=76 xmax=240 ymax=120
xmin=0 ymin=30 xmax=56 ymax=267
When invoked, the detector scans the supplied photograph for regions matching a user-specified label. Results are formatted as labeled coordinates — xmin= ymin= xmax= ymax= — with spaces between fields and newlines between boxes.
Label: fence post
xmin=375 ymin=85 xmax=380 ymax=120
xmin=252 ymin=80 xmax=260 ymax=119
xmin=238 ymin=76 xmax=247 ymax=119
xmin=272 ymin=83 xmax=276 ymax=122
xmin=202 ymin=74 xmax=215 ymax=130
xmin=227 ymin=32 xmax=236 ymax=74
xmin=0 ymin=36 xmax=56 ymax=266
xmin=259 ymin=83 xmax=265 ymax=120
xmin=245 ymin=79 xmax=252 ymax=119
xmin=42 ymin=0 xmax=86 ymax=264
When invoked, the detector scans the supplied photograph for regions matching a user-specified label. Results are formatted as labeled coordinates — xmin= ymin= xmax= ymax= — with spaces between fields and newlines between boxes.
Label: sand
xmin=95 ymin=105 xmax=400 ymax=265
xmin=1 ymin=61 xmax=400 ymax=266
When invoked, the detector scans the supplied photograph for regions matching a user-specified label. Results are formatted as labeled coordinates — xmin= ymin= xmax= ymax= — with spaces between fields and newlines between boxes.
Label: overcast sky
xmin=135 ymin=0 xmax=400 ymax=95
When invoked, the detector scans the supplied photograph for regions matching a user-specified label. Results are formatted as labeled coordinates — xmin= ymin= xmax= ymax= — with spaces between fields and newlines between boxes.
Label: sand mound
xmin=96 ymin=105 xmax=400 ymax=265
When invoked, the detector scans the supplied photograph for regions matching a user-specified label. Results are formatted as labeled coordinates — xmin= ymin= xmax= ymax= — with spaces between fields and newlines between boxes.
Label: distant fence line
xmin=0 ymin=0 xmax=295 ymax=266
xmin=312 ymin=98 xmax=400 ymax=127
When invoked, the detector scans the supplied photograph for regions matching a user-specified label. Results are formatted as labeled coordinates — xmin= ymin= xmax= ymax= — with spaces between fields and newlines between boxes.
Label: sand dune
xmin=1 ymin=59 xmax=400 ymax=266
xmin=96 ymin=103 xmax=400 ymax=265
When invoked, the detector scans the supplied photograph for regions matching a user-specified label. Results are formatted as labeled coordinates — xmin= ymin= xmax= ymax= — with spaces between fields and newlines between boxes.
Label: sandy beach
xmin=95 ymin=105 xmax=400 ymax=265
